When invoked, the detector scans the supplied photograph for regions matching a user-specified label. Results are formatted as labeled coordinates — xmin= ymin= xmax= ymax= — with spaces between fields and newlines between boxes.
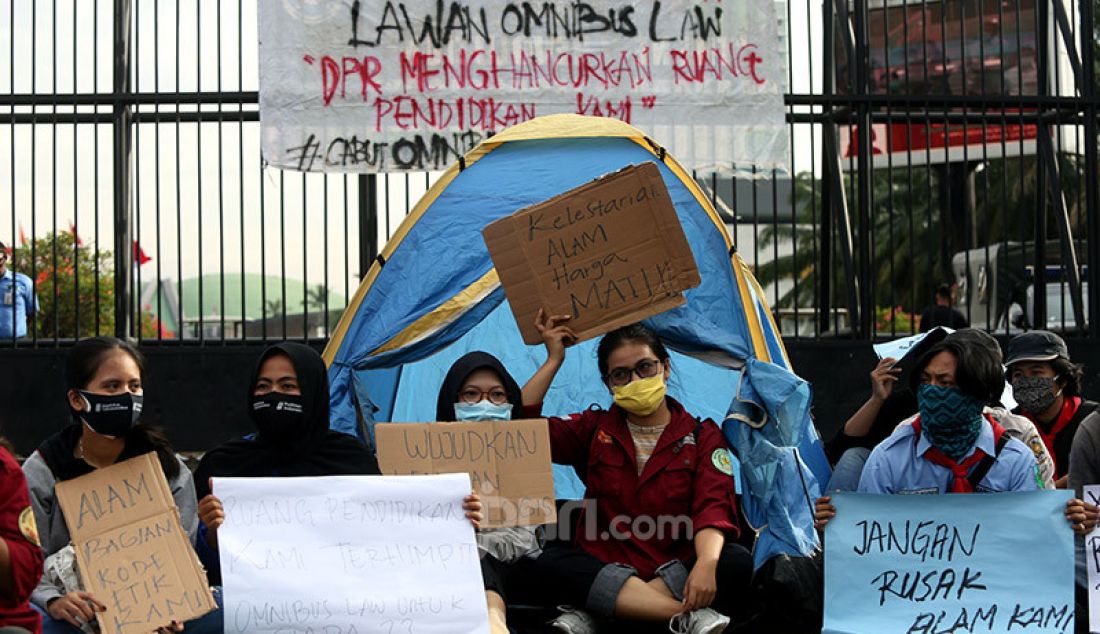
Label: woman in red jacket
xmin=523 ymin=313 xmax=750 ymax=634
xmin=1 ymin=443 xmax=43 ymax=634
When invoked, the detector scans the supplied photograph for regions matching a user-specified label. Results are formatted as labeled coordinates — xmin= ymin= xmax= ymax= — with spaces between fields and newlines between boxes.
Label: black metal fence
xmin=1 ymin=0 xmax=1097 ymax=346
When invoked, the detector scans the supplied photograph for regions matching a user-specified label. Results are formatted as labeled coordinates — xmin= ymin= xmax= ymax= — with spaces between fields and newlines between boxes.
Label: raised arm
xmin=521 ymin=309 xmax=577 ymax=407
xmin=841 ymin=357 xmax=900 ymax=438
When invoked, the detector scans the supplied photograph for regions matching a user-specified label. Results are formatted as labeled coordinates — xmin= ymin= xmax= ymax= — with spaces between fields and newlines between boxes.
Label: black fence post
xmin=112 ymin=0 xmax=133 ymax=338
xmin=818 ymin=0 xmax=835 ymax=335
xmin=1082 ymin=0 xmax=1100 ymax=338
xmin=852 ymin=0 xmax=873 ymax=339
xmin=358 ymin=174 xmax=378 ymax=280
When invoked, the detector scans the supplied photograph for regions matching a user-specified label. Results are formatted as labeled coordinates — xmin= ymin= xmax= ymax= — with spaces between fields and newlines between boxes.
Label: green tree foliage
xmin=755 ymin=154 xmax=1084 ymax=331
xmin=10 ymin=231 xmax=167 ymax=339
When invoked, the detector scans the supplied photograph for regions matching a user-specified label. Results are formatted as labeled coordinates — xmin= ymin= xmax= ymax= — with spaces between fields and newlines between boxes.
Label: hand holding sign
xmin=813 ymin=495 xmax=835 ymax=533
xmin=462 ymin=493 xmax=484 ymax=530
xmin=53 ymin=453 xmax=216 ymax=634
xmin=197 ymin=486 xmax=224 ymax=549
xmin=534 ymin=309 xmax=577 ymax=365
xmin=1067 ymin=497 xmax=1100 ymax=535
xmin=47 ymin=591 xmax=106 ymax=629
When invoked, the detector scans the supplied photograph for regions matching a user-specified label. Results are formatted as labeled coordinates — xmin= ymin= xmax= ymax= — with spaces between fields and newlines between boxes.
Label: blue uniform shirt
xmin=0 ymin=271 xmax=37 ymax=339
xmin=858 ymin=418 xmax=1040 ymax=494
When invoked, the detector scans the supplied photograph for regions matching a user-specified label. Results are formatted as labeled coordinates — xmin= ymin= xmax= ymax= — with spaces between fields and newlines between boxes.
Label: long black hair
xmin=1051 ymin=357 xmax=1085 ymax=397
xmin=909 ymin=338 xmax=1002 ymax=405
xmin=596 ymin=323 xmax=671 ymax=380
xmin=944 ymin=329 xmax=1007 ymax=406
xmin=66 ymin=337 xmax=180 ymax=480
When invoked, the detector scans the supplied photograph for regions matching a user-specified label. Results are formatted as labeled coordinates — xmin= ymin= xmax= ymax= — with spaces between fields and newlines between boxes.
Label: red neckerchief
xmin=1024 ymin=396 xmax=1081 ymax=472
xmin=912 ymin=415 xmax=1003 ymax=493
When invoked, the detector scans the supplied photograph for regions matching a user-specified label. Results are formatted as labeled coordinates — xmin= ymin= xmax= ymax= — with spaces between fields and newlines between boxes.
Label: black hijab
xmin=435 ymin=351 xmax=523 ymax=421
xmin=194 ymin=342 xmax=379 ymax=499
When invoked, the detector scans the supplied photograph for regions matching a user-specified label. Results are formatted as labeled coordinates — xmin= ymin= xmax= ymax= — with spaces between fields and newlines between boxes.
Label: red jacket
xmin=547 ymin=398 xmax=739 ymax=579
xmin=0 ymin=447 xmax=44 ymax=634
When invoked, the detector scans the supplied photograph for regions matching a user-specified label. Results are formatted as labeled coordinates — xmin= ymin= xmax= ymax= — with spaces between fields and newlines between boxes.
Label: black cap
xmin=1005 ymin=331 xmax=1069 ymax=366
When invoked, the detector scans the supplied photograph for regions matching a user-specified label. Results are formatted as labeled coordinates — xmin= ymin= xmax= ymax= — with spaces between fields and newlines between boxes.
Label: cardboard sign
xmin=217 ymin=474 xmax=489 ymax=634
xmin=824 ymin=491 xmax=1074 ymax=634
xmin=375 ymin=420 xmax=556 ymax=528
xmin=54 ymin=453 xmax=216 ymax=634
xmin=483 ymin=163 xmax=701 ymax=344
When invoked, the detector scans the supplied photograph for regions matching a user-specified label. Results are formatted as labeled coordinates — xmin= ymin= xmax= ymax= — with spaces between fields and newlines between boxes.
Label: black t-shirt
xmin=826 ymin=389 xmax=919 ymax=464
xmin=919 ymin=305 xmax=970 ymax=332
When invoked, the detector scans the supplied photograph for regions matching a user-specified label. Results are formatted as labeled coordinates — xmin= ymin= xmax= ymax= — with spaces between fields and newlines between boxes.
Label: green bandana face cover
xmin=917 ymin=383 xmax=986 ymax=461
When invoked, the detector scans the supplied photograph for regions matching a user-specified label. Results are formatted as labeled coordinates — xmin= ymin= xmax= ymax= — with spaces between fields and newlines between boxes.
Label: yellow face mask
xmin=611 ymin=374 xmax=667 ymax=416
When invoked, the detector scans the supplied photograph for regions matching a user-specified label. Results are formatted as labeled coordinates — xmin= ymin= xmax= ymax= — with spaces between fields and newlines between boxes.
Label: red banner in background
xmin=841 ymin=120 xmax=1038 ymax=163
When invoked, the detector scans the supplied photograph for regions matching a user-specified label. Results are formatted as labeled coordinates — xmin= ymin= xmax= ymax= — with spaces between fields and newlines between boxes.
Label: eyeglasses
xmin=605 ymin=359 xmax=662 ymax=387
xmin=458 ymin=387 xmax=510 ymax=405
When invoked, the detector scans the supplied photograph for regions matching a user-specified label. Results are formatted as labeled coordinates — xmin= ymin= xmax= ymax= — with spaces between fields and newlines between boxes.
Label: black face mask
xmin=250 ymin=393 xmax=305 ymax=446
xmin=74 ymin=391 xmax=143 ymax=438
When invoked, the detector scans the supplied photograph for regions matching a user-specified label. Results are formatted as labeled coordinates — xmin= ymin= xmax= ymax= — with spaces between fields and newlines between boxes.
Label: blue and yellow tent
xmin=322 ymin=114 xmax=829 ymax=567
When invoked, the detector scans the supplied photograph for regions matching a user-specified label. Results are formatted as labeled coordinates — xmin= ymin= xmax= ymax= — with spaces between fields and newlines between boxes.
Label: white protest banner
xmin=216 ymin=474 xmax=488 ymax=634
xmin=1085 ymin=484 xmax=1100 ymax=633
xmin=871 ymin=327 xmax=954 ymax=362
xmin=258 ymin=0 xmax=788 ymax=173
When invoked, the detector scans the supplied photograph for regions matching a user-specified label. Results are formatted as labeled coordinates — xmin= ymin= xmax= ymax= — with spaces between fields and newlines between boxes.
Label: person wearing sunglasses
xmin=0 ymin=242 xmax=38 ymax=340
xmin=521 ymin=313 xmax=749 ymax=634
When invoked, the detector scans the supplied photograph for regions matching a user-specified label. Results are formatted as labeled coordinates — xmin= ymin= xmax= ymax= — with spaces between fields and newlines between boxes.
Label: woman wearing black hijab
xmin=195 ymin=343 xmax=484 ymax=585
xmin=436 ymin=351 xmax=526 ymax=422
xmin=436 ymin=351 xmax=547 ymax=634
xmin=192 ymin=342 xmax=380 ymax=584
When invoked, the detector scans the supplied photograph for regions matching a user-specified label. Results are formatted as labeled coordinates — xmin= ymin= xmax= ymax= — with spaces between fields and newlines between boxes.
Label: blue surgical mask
xmin=454 ymin=401 xmax=513 ymax=422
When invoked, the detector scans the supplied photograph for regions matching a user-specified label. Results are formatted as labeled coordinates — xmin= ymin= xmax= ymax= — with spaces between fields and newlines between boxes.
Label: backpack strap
xmin=966 ymin=417 xmax=1009 ymax=491
xmin=1068 ymin=400 xmax=1100 ymax=428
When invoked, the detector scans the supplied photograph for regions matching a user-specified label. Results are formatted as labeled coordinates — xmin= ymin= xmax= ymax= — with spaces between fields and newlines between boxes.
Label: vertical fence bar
xmin=359 ymin=174 xmax=378 ymax=279
xmin=50 ymin=0 xmax=58 ymax=343
xmin=112 ymin=0 xmax=132 ymax=338
xmin=853 ymin=0 xmax=873 ymax=339
xmin=238 ymin=0 xmax=247 ymax=341
xmin=0 ymin=0 xmax=1094 ymax=350
xmin=7 ymin=0 xmax=15 ymax=346
xmin=30 ymin=0 xmax=38 ymax=345
xmin=1082 ymin=0 xmax=1099 ymax=336
xmin=217 ymin=0 xmax=226 ymax=342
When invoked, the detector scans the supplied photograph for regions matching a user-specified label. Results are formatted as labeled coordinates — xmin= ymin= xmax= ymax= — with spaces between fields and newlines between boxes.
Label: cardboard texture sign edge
xmin=374 ymin=420 xmax=557 ymax=529
xmin=55 ymin=452 xmax=216 ymax=634
xmin=482 ymin=162 xmax=701 ymax=345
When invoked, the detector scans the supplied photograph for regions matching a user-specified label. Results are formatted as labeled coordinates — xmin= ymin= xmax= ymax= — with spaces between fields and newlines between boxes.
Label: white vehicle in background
xmin=953 ymin=241 xmax=1087 ymax=333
